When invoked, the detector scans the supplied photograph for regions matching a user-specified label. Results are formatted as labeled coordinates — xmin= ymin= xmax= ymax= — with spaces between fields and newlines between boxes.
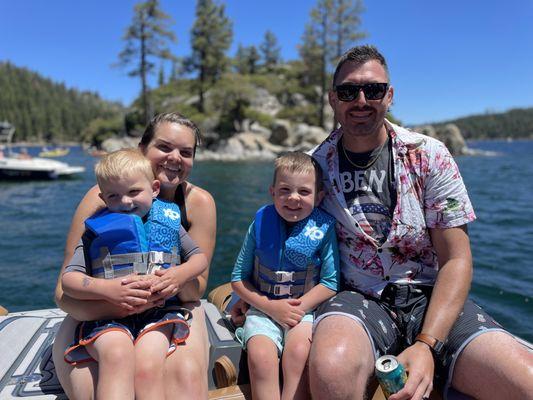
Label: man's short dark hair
xmin=332 ymin=45 xmax=389 ymax=88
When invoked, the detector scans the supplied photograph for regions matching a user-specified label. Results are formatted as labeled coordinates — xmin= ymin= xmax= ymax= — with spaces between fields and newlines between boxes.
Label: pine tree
xmin=158 ymin=63 xmax=166 ymax=86
xmin=234 ymin=45 xmax=261 ymax=75
xmin=260 ymin=30 xmax=281 ymax=72
xmin=116 ymin=0 xmax=176 ymax=123
xmin=331 ymin=0 xmax=365 ymax=61
xmin=299 ymin=0 xmax=366 ymax=128
xmin=188 ymin=0 xmax=233 ymax=112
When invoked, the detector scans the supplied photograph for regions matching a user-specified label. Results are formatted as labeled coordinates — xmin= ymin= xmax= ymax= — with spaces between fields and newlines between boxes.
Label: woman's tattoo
xmin=82 ymin=276 xmax=92 ymax=288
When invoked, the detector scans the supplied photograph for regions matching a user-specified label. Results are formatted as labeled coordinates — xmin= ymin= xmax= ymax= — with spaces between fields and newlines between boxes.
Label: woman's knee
xmin=52 ymin=317 xmax=97 ymax=400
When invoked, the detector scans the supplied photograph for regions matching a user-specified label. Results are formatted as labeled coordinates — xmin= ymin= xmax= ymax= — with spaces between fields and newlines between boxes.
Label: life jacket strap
xmin=257 ymin=281 xmax=305 ymax=297
xmin=256 ymin=263 xmax=316 ymax=283
xmin=93 ymin=251 xmax=181 ymax=277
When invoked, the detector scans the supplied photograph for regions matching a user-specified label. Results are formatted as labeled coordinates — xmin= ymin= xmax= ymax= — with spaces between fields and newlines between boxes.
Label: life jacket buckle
xmin=273 ymin=284 xmax=292 ymax=296
xmin=149 ymin=251 xmax=165 ymax=265
xmin=274 ymin=271 xmax=294 ymax=283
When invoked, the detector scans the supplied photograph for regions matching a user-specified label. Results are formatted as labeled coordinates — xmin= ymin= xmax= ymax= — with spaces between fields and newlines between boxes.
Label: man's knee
xmin=309 ymin=316 xmax=374 ymax=395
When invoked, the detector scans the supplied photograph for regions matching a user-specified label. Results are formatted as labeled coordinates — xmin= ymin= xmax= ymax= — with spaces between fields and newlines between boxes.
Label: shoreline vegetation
xmin=1 ymin=0 xmax=531 ymax=159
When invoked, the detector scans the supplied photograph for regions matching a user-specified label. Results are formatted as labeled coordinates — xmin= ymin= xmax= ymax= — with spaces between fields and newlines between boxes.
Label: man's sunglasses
xmin=334 ymin=83 xmax=389 ymax=102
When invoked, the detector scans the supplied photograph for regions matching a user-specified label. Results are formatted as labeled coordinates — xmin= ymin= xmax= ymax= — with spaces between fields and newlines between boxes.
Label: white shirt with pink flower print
xmin=311 ymin=120 xmax=476 ymax=298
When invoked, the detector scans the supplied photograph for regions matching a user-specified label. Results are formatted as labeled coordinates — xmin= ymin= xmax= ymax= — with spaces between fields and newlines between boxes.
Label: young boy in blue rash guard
xmin=61 ymin=149 xmax=207 ymax=400
xmin=231 ymin=151 xmax=340 ymax=400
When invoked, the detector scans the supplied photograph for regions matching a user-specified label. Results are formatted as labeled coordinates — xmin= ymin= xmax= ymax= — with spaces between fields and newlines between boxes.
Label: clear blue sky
xmin=1 ymin=0 xmax=532 ymax=125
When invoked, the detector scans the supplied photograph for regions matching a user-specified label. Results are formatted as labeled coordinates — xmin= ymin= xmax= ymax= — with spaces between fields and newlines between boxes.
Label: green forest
xmin=1 ymin=0 xmax=531 ymax=145
xmin=0 ymin=62 xmax=123 ymax=142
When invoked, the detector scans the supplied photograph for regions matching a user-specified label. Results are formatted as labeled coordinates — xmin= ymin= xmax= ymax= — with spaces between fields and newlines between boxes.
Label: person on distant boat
xmin=231 ymin=152 xmax=340 ymax=400
xmin=304 ymin=45 xmax=533 ymax=400
xmin=52 ymin=113 xmax=217 ymax=400
xmin=17 ymin=147 xmax=32 ymax=159
xmin=61 ymin=149 xmax=207 ymax=400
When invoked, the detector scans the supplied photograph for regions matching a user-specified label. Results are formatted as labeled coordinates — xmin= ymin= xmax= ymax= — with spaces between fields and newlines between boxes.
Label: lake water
xmin=0 ymin=140 xmax=531 ymax=342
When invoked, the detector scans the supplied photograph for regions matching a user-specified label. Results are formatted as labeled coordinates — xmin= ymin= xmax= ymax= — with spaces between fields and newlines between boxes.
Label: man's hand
xmin=230 ymin=298 xmax=249 ymax=327
xmin=389 ymin=342 xmax=434 ymax=400
xmin=265 ymin=298 xmax=305 ymax=329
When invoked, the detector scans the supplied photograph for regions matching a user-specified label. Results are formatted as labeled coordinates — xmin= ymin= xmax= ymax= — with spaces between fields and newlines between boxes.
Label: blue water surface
xmin=0 ymin=141 xmax=531 ymax=341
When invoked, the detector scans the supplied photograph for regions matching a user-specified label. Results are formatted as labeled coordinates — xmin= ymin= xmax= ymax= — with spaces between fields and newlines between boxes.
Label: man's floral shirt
xmin=311 ymin=121 xmax=476 ymax=298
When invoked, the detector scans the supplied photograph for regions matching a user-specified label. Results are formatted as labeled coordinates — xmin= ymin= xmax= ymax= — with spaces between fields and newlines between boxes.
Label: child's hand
xmin=230 ymin=298 xmax=249 ymax=327
xmin=149 ymin=268 xmax=184 ymax=301
xmin=266 ymin=298 xmax=305 ymax=329
xmin=102 ymin=276 xmax=152 ymax=310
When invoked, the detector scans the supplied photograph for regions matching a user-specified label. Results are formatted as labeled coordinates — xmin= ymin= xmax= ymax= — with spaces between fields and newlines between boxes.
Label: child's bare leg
xmin=281 ymin=322 xmax=312 ymax=400
xmin=247 ymin=335 xmax=281 ymax=400
xmin=134 ymin=324 xmax=173 ymax=400
xmin=86 ymin=331 xmax=135 ymax=400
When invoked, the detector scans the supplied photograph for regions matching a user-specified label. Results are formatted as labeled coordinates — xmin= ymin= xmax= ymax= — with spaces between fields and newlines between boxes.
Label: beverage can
xmin=375 ymin=355 xmax=407 ymax=399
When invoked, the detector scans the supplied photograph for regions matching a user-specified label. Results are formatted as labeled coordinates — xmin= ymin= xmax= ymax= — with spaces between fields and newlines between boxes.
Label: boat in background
xmin=0 ymin=122 xmax=84 ymax=180
xmin=38 ymin=147 xmax=70 ymax=158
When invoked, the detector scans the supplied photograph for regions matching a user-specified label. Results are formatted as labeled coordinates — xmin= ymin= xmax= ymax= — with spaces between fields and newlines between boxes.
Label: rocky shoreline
xmin=101 ymin=120 xmax=475 ymax=161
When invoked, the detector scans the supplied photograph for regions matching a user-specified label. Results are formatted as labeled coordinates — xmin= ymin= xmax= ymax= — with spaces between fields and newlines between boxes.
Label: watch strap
xmin=415 ymin=333 xmax=444 ymax=355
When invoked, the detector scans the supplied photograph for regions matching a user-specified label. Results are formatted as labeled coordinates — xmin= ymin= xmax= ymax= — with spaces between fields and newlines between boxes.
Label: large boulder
xmin=269 ymin=119 xmax=292 ymax=145
xmin=101 ymin=136 xmax=140 ymax=152
xmin=435 ymin=123 xmax=467 ymax=155
xmin=249 ymin=88 xmax=282 ymax=116
xmin=414 ymin=124 xmax=438 ymax=139
xmin=197 ymin=132 xmax=284 ymax=161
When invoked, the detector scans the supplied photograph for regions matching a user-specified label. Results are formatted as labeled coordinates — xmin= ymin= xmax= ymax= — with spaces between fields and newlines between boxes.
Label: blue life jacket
xmin=253 ymin=204 xmax=335 ymax=298
xmin=84 ymin=198 xmax=181 ymax=279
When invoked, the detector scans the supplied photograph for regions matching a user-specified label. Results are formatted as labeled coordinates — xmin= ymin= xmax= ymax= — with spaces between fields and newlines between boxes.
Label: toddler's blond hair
xmin=95 ymin=148 xmax=154 ymax=188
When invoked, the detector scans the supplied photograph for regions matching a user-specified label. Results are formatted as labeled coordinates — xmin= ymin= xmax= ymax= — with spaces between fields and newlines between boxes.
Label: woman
xmin=52 ymin=113 xmax=217 ymax=399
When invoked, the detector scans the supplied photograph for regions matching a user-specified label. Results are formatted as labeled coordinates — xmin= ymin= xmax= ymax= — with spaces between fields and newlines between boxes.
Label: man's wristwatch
xmin=415 ymin=333 xmax=444 ymax=358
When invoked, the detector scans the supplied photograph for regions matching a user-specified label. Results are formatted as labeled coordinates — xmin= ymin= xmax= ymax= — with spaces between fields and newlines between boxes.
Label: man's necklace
xmin=341 ymin=138 xmax=388 ymax=170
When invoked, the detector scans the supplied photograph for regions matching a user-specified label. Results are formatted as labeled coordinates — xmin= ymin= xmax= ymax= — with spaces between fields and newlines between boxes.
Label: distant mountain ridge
xmin=434 ymin=107 xmax=533 ymax=139
xmin=0 ymin=62 xmax=123 ymax=142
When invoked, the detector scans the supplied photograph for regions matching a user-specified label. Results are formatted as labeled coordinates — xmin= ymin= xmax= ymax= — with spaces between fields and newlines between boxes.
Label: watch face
xmin=433 ymin=340 xmax=444 ymax=355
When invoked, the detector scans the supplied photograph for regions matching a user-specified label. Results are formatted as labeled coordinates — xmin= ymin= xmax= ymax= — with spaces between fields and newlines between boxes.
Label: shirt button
xmin=385 ymin=275 xmax=390 ymax=281
xmin=377 ymin=248 xmax=383 ymax=253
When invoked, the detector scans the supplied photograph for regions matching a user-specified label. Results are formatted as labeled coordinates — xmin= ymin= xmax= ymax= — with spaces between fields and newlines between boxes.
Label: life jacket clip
xmin=273 ymin=284 xmax=293 ymax=296
xmin=274 ymin=271 xmax=295 ymax=283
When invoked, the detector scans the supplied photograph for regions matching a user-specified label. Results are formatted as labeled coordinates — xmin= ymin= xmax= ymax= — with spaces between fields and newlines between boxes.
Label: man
xmin=308 ymin=45 xmax=533 ymax=400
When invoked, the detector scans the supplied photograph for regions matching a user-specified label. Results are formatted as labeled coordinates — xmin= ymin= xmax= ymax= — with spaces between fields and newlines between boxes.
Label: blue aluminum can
xmin=375 ymin=355 xmax=407 ymax=399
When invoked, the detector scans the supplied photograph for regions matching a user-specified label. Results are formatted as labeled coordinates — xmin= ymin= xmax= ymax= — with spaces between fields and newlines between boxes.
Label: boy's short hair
xmin=273 ymin=151 xmax=323 ymax=192
xmin=95 ymin=149 xmax=154 ymax=188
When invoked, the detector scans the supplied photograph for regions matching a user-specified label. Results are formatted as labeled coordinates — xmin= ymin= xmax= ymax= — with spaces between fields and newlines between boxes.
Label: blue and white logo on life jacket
xmin=85 ymin=198 xmax=181 ymax=279
xmin=253 ymin=204 xmax=335 ymax=298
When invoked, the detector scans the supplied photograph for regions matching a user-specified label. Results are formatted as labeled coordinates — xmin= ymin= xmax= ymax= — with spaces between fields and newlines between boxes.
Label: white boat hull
xmin=0 ymin=158 xmax=84 ymax=180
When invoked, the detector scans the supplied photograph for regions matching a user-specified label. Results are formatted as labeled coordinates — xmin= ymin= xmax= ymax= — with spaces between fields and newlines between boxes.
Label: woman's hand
xmin=101 ymin=275 xmax=152 ymax=311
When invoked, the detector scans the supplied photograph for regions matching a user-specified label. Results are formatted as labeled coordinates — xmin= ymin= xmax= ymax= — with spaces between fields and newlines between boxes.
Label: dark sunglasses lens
xmin=335 ymin=83 xmax=388 ymax=101
xmin=363 ymin=83 xmax=388 ymax=100
xmin=336 ymin=85 xmax=357 ymax=101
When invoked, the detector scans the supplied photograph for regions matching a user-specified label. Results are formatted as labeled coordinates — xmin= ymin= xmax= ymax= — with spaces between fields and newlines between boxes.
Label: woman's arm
xmin=177 ymin=183 xmax=217 ymax=301
xmin=62 ymin=271 xmax=152 ymax=311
